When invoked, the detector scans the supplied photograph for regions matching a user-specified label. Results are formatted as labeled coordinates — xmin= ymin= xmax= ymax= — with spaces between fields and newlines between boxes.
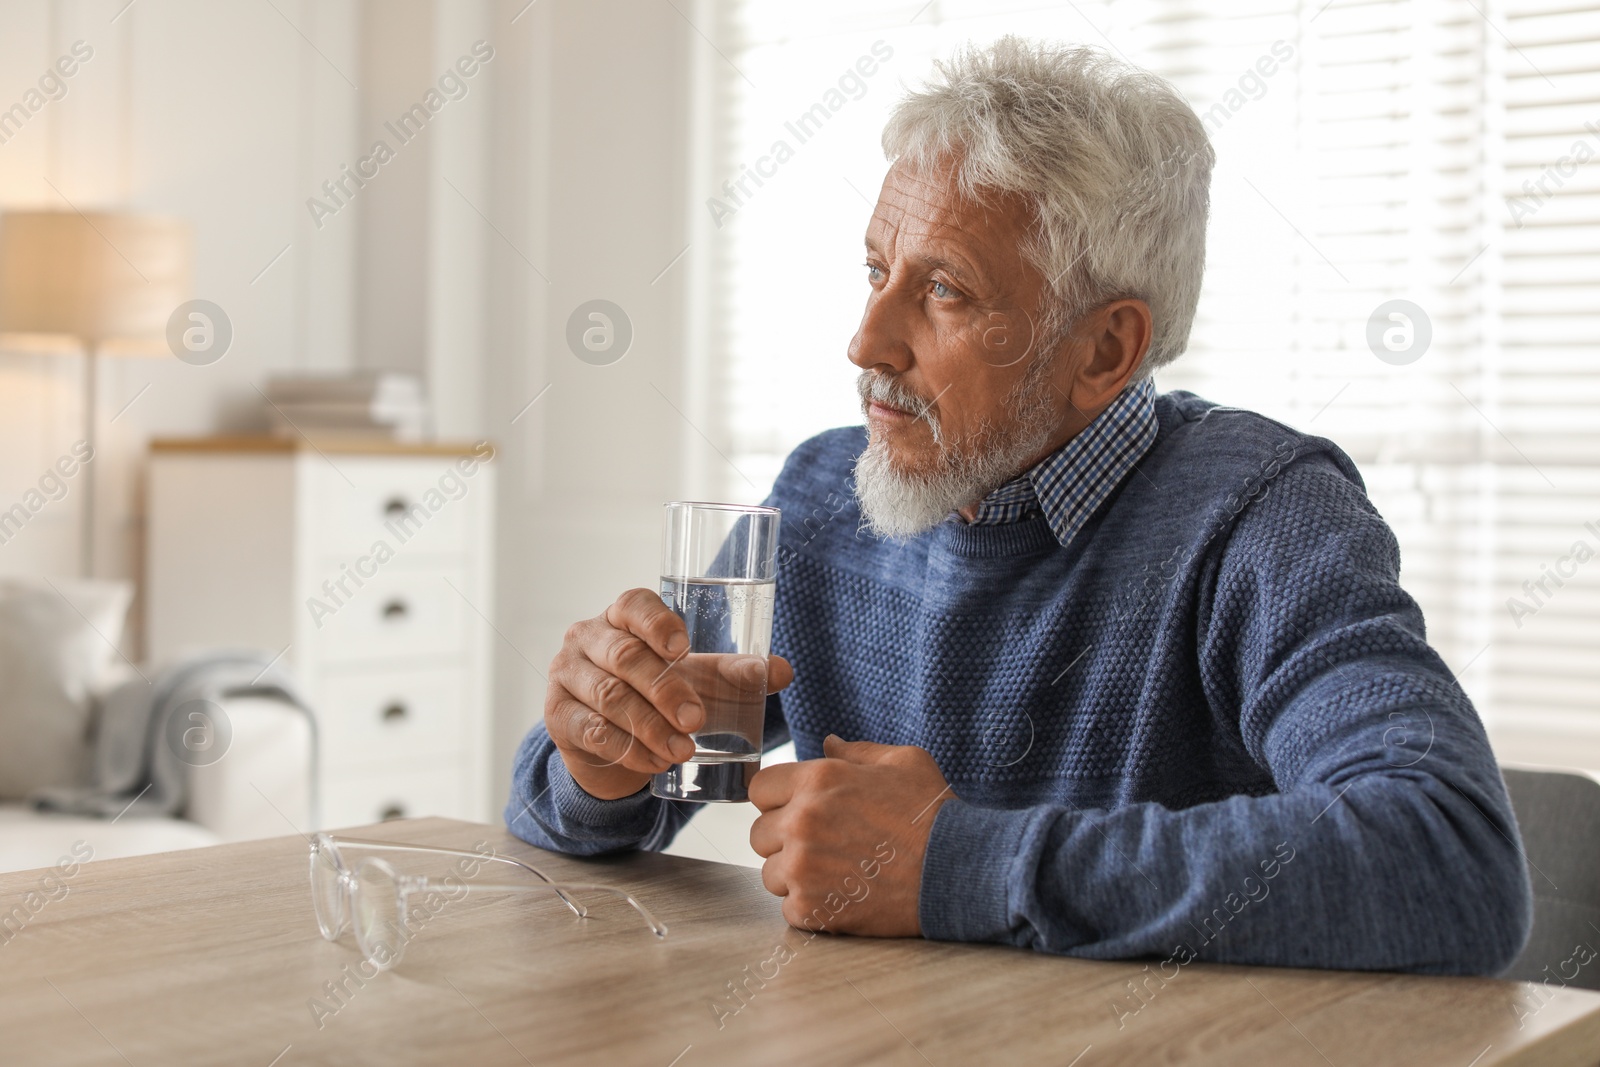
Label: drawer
xmin=316 ymin=668 xmax=465 ymax=772
xmin=310 ymin=456 xmax=479 ymax=559
xmin=321 ymin=761 xmax=469 ymax=829
xmin=306 ymin=565 xmax=468 ymax=664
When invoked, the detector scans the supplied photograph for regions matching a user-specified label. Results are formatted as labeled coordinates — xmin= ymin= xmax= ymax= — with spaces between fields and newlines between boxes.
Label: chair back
xmin=1499 ymin=767 xmax=1600 ymax=990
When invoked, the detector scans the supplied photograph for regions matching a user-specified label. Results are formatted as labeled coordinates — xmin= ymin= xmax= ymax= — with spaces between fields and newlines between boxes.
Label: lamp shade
xmin=0 ymin=211 xmax=192 ymax=348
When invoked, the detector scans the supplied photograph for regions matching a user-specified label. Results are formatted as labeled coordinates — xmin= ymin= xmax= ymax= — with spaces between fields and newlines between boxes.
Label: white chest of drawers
xmin=146 ymin=437 xmax=496 ymax=827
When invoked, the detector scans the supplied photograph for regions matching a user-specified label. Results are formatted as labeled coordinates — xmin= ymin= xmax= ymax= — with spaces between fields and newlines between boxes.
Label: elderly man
xmin=507 ymin=38 xmax=1530 ymax=975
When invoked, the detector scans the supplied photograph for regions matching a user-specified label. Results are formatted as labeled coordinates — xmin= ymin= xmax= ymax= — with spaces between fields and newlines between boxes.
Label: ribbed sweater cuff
xmin=548 ymin=759 xmax=659 ymax=835
xmin=919 ymin=798 xmax=1031 ymax=944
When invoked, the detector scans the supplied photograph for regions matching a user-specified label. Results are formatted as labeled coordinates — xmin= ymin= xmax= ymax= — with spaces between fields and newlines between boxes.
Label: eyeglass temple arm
xmin=411 ymin=878 xmax=669 ymax=940
xmin=329 ymin=837 xmax=582 ymax=918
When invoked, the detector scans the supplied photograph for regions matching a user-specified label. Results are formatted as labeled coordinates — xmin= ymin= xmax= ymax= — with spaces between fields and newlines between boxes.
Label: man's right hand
xmin=545 ymin=588 xmax=791 ymax=801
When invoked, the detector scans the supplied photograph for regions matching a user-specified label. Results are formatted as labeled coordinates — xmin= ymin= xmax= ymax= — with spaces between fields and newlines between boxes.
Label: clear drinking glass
xmin=650 ymin=501 xmax=781 ymax=804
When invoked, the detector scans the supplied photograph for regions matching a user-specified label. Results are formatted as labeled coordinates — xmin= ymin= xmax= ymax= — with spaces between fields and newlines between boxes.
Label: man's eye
xmin=931 ymin=280 xmax=953 ymax=299
xmin=865 ymin=263 xmax=884 ymax=283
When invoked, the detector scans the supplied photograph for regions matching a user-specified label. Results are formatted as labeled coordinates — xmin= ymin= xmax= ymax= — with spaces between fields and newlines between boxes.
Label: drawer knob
xmin=381 ymin=599 xmax=409 ymax=620
xmin=380 ymin=804 xmax=406 ymax=821
xmin=382 ymin=702 xmax=408 ymax=723
xmin=383 ymin=497 xmax=410 ymax=519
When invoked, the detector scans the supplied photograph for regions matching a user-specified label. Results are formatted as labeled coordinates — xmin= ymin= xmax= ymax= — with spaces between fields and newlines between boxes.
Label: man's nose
xmin=848 ymin=289 xmax=913 ymax=374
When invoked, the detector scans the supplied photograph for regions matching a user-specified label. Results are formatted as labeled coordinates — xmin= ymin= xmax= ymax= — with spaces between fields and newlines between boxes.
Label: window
xmin=690 ymin=0 xmax=1600 ymax=742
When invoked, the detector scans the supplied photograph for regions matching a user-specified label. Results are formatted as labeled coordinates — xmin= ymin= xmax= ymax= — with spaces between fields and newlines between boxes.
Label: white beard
xmin=852 ymin=369 xmax=1059 ymax=540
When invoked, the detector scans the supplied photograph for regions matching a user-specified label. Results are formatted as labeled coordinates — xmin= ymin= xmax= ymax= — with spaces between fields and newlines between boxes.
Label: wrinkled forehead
xmin=865 ymin=159 xmax=1035 ymax=270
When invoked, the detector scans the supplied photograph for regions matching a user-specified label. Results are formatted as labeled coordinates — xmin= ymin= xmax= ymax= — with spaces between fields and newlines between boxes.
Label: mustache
xmin=856 ymin=372 xmax=941 ymax=428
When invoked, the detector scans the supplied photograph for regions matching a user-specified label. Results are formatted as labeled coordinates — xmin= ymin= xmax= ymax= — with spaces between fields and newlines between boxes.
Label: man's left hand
xmin=748 ymin=734 xmax=953 ymax=937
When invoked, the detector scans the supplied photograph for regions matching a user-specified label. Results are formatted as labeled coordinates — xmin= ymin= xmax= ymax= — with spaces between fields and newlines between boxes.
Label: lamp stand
xmin=81 ymin=343 xmax=98 ymax=578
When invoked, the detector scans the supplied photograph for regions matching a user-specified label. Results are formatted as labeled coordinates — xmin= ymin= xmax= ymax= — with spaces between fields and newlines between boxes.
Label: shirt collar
xmin=966 ymin=378 xmax=1158 ymax=548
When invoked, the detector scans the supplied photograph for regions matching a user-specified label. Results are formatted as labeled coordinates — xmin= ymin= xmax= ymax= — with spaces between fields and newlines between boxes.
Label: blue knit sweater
xmin=507 ymin=391 xmax=1532 ymax=975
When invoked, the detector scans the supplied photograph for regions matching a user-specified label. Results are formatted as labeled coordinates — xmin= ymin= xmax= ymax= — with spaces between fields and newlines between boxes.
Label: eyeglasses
xmin=308 ymin=833 xmax=667 ymax=970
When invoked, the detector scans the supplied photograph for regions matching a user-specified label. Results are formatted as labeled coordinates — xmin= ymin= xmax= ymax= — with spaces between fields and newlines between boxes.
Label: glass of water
xmin=651 ymin=501 xmax=781 ymax=804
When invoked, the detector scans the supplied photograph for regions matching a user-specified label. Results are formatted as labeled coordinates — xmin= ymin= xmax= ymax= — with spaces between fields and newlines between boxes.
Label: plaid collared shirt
xmin=965 ymin=378 xmax=1158 ymax=548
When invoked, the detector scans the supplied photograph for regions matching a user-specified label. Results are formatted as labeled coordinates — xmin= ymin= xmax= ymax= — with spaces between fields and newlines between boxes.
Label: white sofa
xmin=0 ymin=694 xmax=314 ymax=874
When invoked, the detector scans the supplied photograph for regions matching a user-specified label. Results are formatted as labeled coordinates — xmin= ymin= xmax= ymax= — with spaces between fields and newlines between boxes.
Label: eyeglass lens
xmin=352 ymin=859 xmax=404 ymax=969
xmin=309 ymin=842 xmax=345 ymax=941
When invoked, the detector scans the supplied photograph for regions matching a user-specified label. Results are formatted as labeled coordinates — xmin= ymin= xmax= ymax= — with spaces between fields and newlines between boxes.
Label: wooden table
xmin=1 ymin=817 xmax=1596 ymax=1066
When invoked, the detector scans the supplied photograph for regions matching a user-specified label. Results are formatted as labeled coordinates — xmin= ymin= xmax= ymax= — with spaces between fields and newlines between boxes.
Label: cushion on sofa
xmin=0 ymin=578 xmax=132 ymax=800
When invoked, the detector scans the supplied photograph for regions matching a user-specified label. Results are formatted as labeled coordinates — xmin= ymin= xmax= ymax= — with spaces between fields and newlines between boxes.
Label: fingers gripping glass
xmin=308 ymin=834 xmax=666 ymax=970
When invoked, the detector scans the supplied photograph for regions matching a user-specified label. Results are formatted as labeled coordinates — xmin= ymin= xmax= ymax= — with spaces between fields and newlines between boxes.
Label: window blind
xmin=692 ymin=0 xmax=1600 ymax=739
xmin=1487 ymin=0 xmax=1600 ymax=736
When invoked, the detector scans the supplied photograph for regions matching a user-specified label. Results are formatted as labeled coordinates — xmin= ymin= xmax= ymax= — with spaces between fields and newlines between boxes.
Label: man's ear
xmin=1066 ymin=298 xmax=1153 ymax=414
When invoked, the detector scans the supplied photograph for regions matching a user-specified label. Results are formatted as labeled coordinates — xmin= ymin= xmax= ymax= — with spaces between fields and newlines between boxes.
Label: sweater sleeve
xmin=504 ymin=691 xmax=791 ymax=855
xmin=917 ymin=456 xmax=1533 ymax=975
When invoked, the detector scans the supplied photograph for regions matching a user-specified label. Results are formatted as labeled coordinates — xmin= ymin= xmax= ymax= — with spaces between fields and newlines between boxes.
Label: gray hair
xmin=881 ymin=38 xmax=1214 ymax=375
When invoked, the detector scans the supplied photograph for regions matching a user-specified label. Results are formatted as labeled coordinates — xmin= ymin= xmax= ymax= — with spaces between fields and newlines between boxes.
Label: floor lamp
xmin=0 ymin=211 xmax=192 ymax=576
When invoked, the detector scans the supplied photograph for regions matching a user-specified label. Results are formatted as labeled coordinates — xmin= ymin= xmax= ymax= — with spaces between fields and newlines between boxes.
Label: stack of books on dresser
xmin=263 ymin=372 xmax=429 ymax=442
